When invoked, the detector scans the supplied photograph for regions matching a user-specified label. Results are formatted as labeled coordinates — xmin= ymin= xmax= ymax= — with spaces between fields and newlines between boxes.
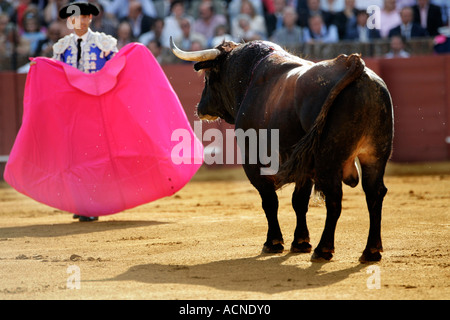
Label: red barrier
xmin=0 ymin=72 xmax=25 ymax=177
xmin=379 ymin=56 xmax=450 ymax=161
xmin=1 ymin=55 xmax=450 ymax=179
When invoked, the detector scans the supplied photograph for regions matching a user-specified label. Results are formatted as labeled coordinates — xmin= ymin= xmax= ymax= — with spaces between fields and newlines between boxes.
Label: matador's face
xmin=68 ymin=14 xmax=92 ymax=34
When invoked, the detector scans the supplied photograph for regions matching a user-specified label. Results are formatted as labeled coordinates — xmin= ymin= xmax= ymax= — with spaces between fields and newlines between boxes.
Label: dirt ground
xmin=0 ymin=163 xmax=449 ymax=300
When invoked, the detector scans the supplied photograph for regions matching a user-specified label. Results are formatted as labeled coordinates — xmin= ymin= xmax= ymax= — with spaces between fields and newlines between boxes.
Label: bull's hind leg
xmin=290 ymin=180 xmax=313 ymax=253
xmin=359 ymin=161 xmax=388 ymax=262
xmin=311 ymin=178 xmax=343 ymax=261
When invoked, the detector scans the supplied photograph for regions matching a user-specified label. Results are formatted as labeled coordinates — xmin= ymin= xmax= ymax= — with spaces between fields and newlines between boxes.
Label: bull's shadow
xmin=107 ymin=254 xmax=367 ymax=295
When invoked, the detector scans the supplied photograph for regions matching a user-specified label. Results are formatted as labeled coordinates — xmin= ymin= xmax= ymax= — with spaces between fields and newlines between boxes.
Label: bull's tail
xmin=276 ymin=54 xmax=365 ymax=188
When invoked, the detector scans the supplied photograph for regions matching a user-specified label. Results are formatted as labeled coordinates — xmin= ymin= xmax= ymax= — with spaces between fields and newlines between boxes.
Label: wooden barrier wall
xmin=1 ymin=55 xmax=450 ymax=178
xmin=379 ymin=56 xmax=450 ymax=162
xmin=0 ymin=73 xmax=24 ymax=178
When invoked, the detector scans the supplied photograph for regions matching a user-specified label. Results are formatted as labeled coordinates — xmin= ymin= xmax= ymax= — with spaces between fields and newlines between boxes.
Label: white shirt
xmin=419 ymin=5 xmax=429 ymax=29
xmin=75 ymin=29 xmax=90 ymax=53
xmin=400 ymin=23 xmax=412 ymax=40
xmin=355 ymin=0 xmax=384 ymax=10
xmin=380 ymin=10 xmax=401 ymax=38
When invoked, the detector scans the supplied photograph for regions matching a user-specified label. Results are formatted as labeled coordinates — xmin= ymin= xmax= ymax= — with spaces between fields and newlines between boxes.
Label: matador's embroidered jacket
xmin=52 ymin=29 xmax=118 ymax=73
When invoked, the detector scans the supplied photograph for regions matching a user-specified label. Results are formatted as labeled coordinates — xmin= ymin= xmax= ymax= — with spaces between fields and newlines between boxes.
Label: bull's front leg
xmin=243 ymin=164 xmax=284 ymax=253
xmin=257 ymin=184 xmax=284 ymax=253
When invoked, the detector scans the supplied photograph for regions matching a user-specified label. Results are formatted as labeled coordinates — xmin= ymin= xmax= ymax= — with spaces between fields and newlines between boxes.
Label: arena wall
xmin=1 ymin=55 xmax=450 ymax=178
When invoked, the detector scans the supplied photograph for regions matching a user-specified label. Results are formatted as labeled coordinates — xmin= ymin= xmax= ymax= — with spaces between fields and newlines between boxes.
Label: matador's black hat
xmin=59 ymin=1 xmax=100 ymax=19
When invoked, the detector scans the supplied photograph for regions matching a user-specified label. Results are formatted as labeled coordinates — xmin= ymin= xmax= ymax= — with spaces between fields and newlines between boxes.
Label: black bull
xmin=171 ymin=39 xmax=394 ymax=262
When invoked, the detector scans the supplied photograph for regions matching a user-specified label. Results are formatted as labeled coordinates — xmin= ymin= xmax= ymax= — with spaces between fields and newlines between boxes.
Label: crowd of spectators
xmin=0 ymin=0 xmax=449 ymax=69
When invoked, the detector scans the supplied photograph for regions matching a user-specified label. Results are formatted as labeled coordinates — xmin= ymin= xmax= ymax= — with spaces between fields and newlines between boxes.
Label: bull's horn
xmin=170 ymin=36 xmax=220 ymax=62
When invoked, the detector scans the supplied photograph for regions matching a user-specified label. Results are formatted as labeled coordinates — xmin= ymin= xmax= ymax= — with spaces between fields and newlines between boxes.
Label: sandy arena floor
xmin=0 ymin=164 xmax=449 ymax=300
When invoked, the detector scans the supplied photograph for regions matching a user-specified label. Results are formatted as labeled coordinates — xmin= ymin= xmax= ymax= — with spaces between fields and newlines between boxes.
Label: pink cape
xmin=4 ymin=43 xmax=203 ymax=216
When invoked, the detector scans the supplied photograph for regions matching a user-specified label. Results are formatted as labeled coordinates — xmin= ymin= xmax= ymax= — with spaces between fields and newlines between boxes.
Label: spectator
xmin=192 ymin=0 xmax=227 ymax=45
xmin=104 ymin=0 xmax=157 ymax=21
xmin=298 ymin=0 xmax=333 ymax=28
xmin=333 ymin=0 xmax=358 ymax=39
xmin=379 ymin=0 xmax=401 ymax=39
xmin=265 ymin=0 xmax=288 ymax=38
xmin=385 ymin=34 xmax=410 ymax=58
xmin=0 ymin=13 xmax=11 ymax=60
xmin=90 ymin=2 xmax=119 ymax=37
xmin=188 ymin=0 xmax=227 ymax=19
xmin=121 ymin=0 xmax=154 ymax=38
xmin=232 ymin=13 xmax=262 ymax=41
xmin=228 ymin=0 xmax=264 ymax=22
xmin=44 ymin=0 xmax=69 ymax=26
xmin=116 ymin=20 xmax=134 ymax=49
xmin=12 ymin=0 xmax=33 ymax=31
xmin=152 ymin=0 xmax=173 ymax=18
xmin=147 ymin=37 xmax=176 ymax=64
xmin=320 ymin=0 xmax=345 ymax=14
xmin=263 ymin=0 xmax=276 ymax=15
xmin=160 ymin=0 xmax=193 ymax=48
xmin=3 ymin=22 xmax=31 ymax=68
xmin=434 ymin=26 xmax=450 ymax=54
xmin=430 ymin=0 xmax=449 ymax=25
xmin=303 ymin=13 xmax=339 ymax=43
xmin=388 ymin=6 xmax=428 ymax=39
xmin=396 ymin=0 xmax=416 ymax=9
xmin=210 ymin=24 xmax=233 ymax=47
xmin=271 ymin=6 xmax=303 ymax=47
xmin=412 ymin=0 xmax=443 ymax=37
xmin=231 ymin=0 xmax=267 ymax=40
xmin=296 ymin=0 xmax=309 ymax=11
xmin=190 ymin=38 xmax=205 ymax=51
xmin=147 ymin=39 xmax=163 ymax=63
xmin=139 ymin=17 xmax=164 ymax=45
xmin=344 ymin=9 xmax=380 ymax=41
xmin=0 ymin=0 xmax=15 ymax=18
xmin=174 ymin=17 xmax=207 ymax=51
xmin=355 ymin=0 xmax=383 ymax=10
xmin=21 ymin=11 xmax=46 ymax=55
xmin=34 ymin=21 xmax=61 ymax=57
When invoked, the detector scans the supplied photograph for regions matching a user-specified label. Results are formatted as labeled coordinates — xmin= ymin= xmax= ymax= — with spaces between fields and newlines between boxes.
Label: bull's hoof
xmin=262 ymin=240 xmax=284 ymax=253
xmin=290 ymin=241 xmax=312 ymax=253
xmin=311 ymin=249 xmax=333 ymax=262
xmin=359 ymin=249 xmax=382 ymax=263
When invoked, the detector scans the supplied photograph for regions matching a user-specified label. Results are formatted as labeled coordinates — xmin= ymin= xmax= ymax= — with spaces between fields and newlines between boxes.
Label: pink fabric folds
xmin=5 ymin=43 xmax=203 ymax=216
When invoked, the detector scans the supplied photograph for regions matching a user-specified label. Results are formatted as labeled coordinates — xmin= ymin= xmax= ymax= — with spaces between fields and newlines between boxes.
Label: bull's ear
xmin=220 ymin=41 xmax=240 ymax=53
xmin=194 ymin=60 xmax=217 ymax=71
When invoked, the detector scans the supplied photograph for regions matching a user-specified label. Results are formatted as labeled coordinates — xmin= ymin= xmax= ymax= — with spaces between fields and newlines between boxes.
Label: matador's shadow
xmin=0 ymin=220 xmax=165 ymax=238
xmin=107 ymin=254 xmax=367 ymax=294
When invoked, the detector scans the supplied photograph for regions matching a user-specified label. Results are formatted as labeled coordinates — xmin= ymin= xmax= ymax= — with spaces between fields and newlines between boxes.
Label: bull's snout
xmin=197 ymin=110 xmax=219 ymax=121
xmin=199 ymin=115 xmax=220 ymax=121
